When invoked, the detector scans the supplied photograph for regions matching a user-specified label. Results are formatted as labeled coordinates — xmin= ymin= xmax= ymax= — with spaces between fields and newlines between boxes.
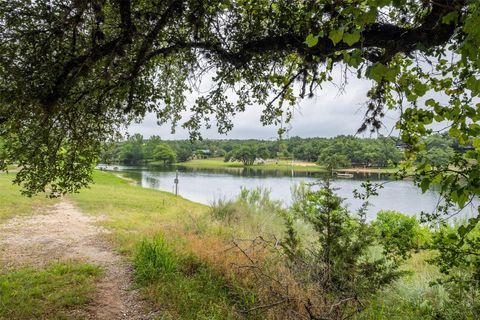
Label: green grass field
xmin=0 ymin=173 xmax=58 ymax=222
xmin=177 ymin=158 xmax=328 ymax=172
xmin=0 ymin=262 xmax=101 ymax=320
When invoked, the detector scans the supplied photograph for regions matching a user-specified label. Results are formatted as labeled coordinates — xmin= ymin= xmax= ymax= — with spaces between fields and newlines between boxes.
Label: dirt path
xmin=0 ymin=199 xmax=155 ymax=319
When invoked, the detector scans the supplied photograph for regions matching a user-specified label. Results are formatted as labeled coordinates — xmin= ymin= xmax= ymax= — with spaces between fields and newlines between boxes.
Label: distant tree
xmin=119 ymin=134 xmax=145 ymax=165
xmin=153 ymin=144 xmax=176 ymax=165
xmin=256 ymin=144 xmax=271 ymax=159
xmin=226 ymin=145 xmax=256 ymax=166
xmin=174 ymin=145 xmax=193 ymax=163
xmin=416 ymin=134 xmax=455 ymax=167
xmin=144 ymin=135 xmax=162 ymax=160
xmin=213 ymin=148 xmax=226 ymax=157
xmin=317 ymin=153 xmax=351 ymax=171
xmin=99 ymin=141 xmax=121 ymax=164
xmin=417 ymin=147 xmax=454 ymax=168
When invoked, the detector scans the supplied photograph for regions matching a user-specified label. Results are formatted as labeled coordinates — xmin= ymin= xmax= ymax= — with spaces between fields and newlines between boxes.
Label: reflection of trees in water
xmin=144 ymin=176 xmax=161 ymax=189
xmin=116 ymin=165 xmax=397 ymax=183
xmin=173 ymin=165 xmax=394 ymax=181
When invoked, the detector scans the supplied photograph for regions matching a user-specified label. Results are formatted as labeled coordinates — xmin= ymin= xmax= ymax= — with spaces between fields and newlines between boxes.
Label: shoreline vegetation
xmin=150 ymin=158 xmax=400 ymax=174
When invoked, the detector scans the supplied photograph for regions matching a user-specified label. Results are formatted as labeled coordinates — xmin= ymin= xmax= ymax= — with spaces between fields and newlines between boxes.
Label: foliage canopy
xmin=0 ymin=0 xmax=478 ymax=224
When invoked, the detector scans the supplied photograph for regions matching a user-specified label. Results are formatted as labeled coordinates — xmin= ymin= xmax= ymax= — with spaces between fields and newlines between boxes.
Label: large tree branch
xmin=143 ymin=0 xmax=462 ymax=70
xmin=130 ymin=0 xmax=184 ymax=79
xmin=41 ymin=0 xmax=464 ymax=112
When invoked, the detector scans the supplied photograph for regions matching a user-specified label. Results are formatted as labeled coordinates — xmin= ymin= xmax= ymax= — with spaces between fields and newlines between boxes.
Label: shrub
xmin=210 ymin=198 xmax=243 ymax=223
xmin=374 ymin=210 xmax=427 ymax=261
xmin=276 ymin=180 xmax=410 ymax=319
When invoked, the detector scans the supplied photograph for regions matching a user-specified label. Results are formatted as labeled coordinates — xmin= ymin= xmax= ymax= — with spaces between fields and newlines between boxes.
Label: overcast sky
xmin=127 ymin=70 xmax=400 ymax=140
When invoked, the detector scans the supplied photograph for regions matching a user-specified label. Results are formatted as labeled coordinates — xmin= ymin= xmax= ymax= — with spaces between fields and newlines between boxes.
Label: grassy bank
xmin=69 ymin=171 xmax=256 ymax=319
xmin=0 ymin=170 xmax=462 ymax=319
xmin=69 ymin=171 xmax=454 ymax=319
xmin=176 ymin=158 xmax=328 ymax=172
xmin=0 ymin=173 xmax=58 ymax=222
xmin=0 ymin=262 xmax=101 ymax=320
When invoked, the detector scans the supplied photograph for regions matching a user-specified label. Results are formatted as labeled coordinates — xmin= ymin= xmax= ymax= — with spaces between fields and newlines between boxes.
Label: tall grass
xmin=133 ymin=235 xmax=255 ymax=319
xmin=210 ymin=187 xmax=287 ymax=237
xmin=134 ymin=235 xmax=178 ymax=282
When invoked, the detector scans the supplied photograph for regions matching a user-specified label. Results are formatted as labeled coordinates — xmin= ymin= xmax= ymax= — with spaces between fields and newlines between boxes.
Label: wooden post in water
xmin=174 ymin=170 xmax=179 ymax=196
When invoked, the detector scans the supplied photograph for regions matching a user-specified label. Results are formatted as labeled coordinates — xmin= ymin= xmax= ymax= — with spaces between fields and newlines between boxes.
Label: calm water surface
xmin=106 ymin=165 xmax=478 ymax=220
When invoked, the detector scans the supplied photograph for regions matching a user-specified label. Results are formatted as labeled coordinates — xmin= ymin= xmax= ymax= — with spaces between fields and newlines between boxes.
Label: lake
xmin=104 ymin=165 xmax=478 ymax=221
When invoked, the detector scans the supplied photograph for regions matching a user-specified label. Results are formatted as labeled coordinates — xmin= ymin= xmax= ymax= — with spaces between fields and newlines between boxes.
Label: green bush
xmin=278 ymin=181 xmax=409 ymax=319
xmin=374 ymin=210 xmax=429 ymax=261
xmin=210 ymin=187 xmax=287 ymax=236
xmin=210 ymin=198 xmax=243 ymax=223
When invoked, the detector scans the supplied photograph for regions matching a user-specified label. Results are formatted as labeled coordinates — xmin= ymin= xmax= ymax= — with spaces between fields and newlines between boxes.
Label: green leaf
xmin=366 ymin=63 xmax=398 ymax=83
xmin=343 ymin=31 xmax=361 ymax=46
xmin=449 ymin=126 xmax=461 ymax=138
xmin=442 ymin=12 xmax=458 ymax=25
xmin=360 ymin=8 xmax=378 ymax=24
xmin=420 ymin=178 xmax=430 ymax=193
xmin=305 ymin=33 xmax=319 ymax=48
xmin=345 ymin=50 xmax=363 ymax=68
xmin=458 ymin=225 xmax=468 ymax=237
xmin=329 ymin=28 xmax=344 ymax=46
xmin=473 ymin=137 xmax=480 ymax=150
xmin=413 ymin=82 xmax=428 ymax=96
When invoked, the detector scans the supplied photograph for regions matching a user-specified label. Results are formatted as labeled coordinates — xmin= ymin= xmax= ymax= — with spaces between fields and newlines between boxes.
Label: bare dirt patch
xmin=0 ymin=199 xmax=155 ymax=320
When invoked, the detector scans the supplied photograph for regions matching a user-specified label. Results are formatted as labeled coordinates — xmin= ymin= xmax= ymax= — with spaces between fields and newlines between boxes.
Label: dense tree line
xmin=101 ymin=134 xmax=461 ymax=169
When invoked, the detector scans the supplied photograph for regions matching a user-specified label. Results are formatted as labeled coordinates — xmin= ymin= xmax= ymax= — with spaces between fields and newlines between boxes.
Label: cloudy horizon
xmin=127 ymin=70 xmax=401 ymax=140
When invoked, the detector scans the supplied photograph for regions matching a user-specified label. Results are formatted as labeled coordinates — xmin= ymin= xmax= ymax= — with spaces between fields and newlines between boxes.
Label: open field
xmin=176 ymin=158 xmax=327 ymax=172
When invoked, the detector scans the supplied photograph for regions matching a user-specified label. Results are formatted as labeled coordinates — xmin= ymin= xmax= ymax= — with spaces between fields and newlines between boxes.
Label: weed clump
xmin=134 ymin=235 xmax=178 ymax=283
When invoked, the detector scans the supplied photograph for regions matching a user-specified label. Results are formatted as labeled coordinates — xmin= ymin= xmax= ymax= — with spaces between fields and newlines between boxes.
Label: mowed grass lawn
xmin=177 ymin=157 xmax=328 ymax=172
xmin=0 ymin=173 xmax=58 ymax=222
xmin=0 ymin=262 xmax=101 ymax=320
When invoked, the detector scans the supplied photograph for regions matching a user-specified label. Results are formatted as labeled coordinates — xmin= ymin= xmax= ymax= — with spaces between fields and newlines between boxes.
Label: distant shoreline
xmin=164 ymin=158 xmax=399 ymax=174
